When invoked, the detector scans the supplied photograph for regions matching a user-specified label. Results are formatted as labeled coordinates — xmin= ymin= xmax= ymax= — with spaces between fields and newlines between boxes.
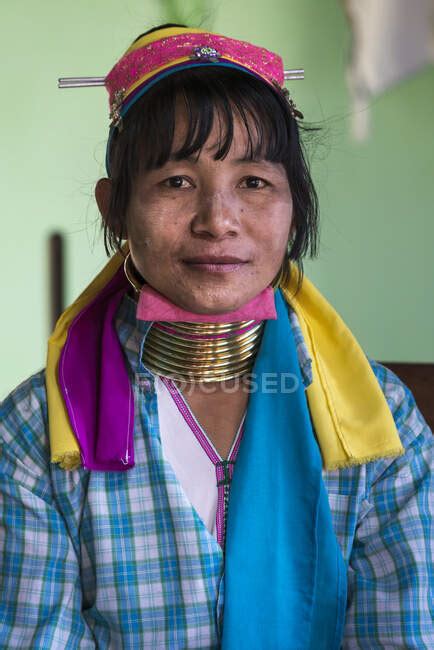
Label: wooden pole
xmin=49 ymin=232 xmax=64 ymax=332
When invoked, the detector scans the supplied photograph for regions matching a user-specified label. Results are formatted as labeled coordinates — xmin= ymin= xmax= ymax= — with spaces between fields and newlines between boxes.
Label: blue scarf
xmin=222 ymin=289 xmax=347 ymax=649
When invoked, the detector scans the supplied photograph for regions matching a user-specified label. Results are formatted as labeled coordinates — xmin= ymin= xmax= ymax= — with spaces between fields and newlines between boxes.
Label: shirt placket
xmin=160 ymin=376 xmax=245 ymax=550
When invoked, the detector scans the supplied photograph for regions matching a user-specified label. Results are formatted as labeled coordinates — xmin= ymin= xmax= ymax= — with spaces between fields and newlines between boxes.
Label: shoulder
xmin=368 ymin=358 xmax=431 ymax=446
xmin=366 ymin=358 xmax=433 ymax=485
xmin=323 ymin=359 xmax=433 ymax=497
xmin=0 ymin=370 xmax=51 ymax=495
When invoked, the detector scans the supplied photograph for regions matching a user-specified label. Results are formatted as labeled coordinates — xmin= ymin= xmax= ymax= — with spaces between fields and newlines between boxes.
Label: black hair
xmin=104 ymin=25 xmax=320 ymax=292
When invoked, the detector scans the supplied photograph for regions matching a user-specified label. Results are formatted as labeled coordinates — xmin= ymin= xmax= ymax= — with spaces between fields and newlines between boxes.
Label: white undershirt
xmin=155 ymin=376 xmax=219 ymax=538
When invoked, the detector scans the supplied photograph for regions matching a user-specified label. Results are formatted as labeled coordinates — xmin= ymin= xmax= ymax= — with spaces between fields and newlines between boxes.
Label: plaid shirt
xmin=1 ymin=294 xmax=433 ymax=649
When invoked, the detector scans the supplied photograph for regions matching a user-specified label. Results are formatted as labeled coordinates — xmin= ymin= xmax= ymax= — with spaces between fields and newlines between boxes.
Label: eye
xmin=239 ymin=176 xmax=268 ymax=189
xmin=162 ymin=176 xmax=193 ymax=189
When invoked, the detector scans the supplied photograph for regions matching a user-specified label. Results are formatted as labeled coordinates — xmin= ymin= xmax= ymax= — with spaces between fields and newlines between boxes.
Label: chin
xmin=183 ymin=288 xmax=254 ymax=315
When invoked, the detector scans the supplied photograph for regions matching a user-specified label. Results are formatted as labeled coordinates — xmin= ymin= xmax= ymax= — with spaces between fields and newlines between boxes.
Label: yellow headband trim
xmin=126 ymin=27 xmax=210 ymax=55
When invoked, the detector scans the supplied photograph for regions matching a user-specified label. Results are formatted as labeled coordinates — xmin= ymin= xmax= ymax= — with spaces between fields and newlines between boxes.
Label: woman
xmin=1 ymin=24 xmax=432 ymax=649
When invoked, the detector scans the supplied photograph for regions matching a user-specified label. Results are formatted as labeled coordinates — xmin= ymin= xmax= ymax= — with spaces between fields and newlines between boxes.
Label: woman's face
xmin=100 ymin=107 xmax=293 ymax=314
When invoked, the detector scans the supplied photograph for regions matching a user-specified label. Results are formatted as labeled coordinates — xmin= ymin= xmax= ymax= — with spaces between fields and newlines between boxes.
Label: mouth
xmin=182 ymin=256 xmax=249 ymax=274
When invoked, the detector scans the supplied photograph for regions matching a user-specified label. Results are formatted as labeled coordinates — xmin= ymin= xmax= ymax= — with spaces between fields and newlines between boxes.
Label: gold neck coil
xmin=142 ymin=319 xmax=265 ymax=383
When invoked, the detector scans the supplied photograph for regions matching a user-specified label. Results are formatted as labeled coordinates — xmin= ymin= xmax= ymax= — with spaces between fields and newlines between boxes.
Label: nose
xmin=190 ymin=189 xmax=240 ymax=239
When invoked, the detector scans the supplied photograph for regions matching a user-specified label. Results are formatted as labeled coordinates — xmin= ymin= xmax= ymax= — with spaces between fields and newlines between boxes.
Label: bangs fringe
xmin=110 ymin=67 xmax=292 ymax=179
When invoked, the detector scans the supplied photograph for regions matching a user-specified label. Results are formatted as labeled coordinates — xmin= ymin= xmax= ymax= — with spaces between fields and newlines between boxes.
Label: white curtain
xmin=344 ymin=0 xmax=434 ymax=139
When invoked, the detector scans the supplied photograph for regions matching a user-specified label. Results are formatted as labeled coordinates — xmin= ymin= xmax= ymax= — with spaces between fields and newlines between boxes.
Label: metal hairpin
xmin=57 ymin=69 xmax=304 ymax=88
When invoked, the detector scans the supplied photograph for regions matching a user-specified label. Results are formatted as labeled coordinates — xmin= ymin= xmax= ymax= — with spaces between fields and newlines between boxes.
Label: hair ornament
xmin=191 ymin=45 xmax=221 ymax=61
xmin=288 ymin=98 xmax=304 ymax=120
xmin=58 ymin=27 xmax=304 ymax=128
xmin=272 ymin=82 xmax=304 ymax=119
xmin=109 ymin=88 xmax=126 ymax=130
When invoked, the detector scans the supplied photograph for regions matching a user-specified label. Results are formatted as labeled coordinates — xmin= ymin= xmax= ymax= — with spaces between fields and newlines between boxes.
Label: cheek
xmin=127 ymin=207 xmax=186 ymax=265
xmin=127 ymin=202 xmax=164 ymax=243
xmin=260 ymin=228 xmax=290 ymax=261
xmin=251 ymin=198 xmax=292 ymax=256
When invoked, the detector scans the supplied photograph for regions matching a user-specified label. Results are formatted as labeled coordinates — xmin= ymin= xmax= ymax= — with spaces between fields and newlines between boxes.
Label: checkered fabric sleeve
xmin=341 ymin=360 xmax=434 ymax=649
xmin=0 ymin=371 xmax=96 ymax=649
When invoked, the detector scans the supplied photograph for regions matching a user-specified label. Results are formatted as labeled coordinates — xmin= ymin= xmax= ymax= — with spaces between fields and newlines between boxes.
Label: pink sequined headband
xmin=58 ymin=26 xmax=305 ymax=131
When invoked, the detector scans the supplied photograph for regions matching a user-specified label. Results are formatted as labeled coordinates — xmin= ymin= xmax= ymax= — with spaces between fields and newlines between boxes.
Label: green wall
xmin=2 ymin=0 xmax=433 ymax=399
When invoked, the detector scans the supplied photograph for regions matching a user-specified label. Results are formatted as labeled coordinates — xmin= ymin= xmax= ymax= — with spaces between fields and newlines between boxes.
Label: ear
xmin=95 ymin=177 xmax=112 ymax=222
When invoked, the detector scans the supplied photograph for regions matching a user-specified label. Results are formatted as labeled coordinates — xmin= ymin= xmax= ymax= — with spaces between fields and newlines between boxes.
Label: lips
xmin=183 ymin=255 xmax=247 ymax=264
xmin=182 ymin=255 xmax=248 ymax=274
